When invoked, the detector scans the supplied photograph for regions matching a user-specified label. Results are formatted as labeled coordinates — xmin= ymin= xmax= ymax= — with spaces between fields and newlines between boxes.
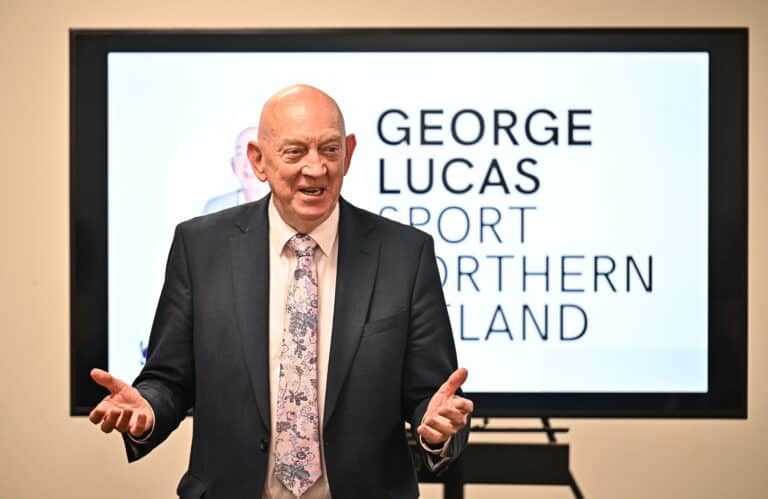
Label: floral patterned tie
xmin=274 ymin=234 xmax=322 ymax=497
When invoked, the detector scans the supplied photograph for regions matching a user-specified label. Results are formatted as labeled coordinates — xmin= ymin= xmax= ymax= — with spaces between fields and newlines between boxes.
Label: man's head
xmin=247 ymin=84 xmax=356 ymax=234
xmin=231 ymin=126 xmax=268 ymax=203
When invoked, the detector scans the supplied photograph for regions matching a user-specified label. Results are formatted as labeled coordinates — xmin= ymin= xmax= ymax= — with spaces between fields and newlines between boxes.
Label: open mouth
xmin=299 ymin=187 xmax=325 ymax=196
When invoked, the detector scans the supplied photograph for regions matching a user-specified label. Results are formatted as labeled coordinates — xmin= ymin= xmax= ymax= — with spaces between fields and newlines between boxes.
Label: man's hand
xmin=417 ymin=367 xmax=474 ymax=446
xmin=88 ymin=368 xmax=154 ymax=438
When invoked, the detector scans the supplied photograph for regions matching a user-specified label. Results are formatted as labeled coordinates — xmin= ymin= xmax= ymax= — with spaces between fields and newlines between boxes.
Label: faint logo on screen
xmin=140 ymin=341 xmax=148 ymax=365
xmin=202 ymin=126 xmax=269 ymax=215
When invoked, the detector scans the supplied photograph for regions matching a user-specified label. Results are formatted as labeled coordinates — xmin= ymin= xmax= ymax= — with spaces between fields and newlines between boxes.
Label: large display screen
xmin=71 ymin=30 xmax=747 ymax=417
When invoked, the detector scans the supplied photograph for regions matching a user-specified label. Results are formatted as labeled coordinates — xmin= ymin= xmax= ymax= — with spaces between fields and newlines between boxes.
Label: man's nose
xmin=301 ymin=149 xmax=326 ymax=176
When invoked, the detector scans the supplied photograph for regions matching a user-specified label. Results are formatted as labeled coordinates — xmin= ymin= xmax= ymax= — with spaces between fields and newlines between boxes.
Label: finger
xmin=89 ymin=404 xmax=108 ymax=424
xmin=130 ymin=412 xmax=148 ymax=437
xmin=101 ymin=409 xmax=120 ymax=433
xmin=437 ymin=367 xmax=468 ymax=397
xmin=423 ymin=414 xmax=460 ymax=436
xmin=417 ymin=423 xmax=446 ymax=444
xmin=115 ymin=408 xmax=133 ymax=433
xmin=88 ymin=396 xmax=116 ymax=424
xmin=451 ymin=396 xmax=474 ymax=414
xmin=437 ymin=405 xmax=467 ymax=425
xmin=90 ymin=369 xmax=128 ymax=395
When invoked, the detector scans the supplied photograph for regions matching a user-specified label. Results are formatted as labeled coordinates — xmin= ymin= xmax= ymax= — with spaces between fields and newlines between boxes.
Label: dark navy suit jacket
xmin=125 ymin=195 xmax=469 ymax=498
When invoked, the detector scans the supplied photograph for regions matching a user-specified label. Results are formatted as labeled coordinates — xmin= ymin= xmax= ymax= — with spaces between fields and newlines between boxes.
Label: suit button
xmin=259 ymin=439 xmax=268 ymax=452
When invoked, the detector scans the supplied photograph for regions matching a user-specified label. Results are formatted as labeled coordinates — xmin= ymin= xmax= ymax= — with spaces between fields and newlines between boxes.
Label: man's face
xmin=248 ymin=89 xmax=356 ymax=233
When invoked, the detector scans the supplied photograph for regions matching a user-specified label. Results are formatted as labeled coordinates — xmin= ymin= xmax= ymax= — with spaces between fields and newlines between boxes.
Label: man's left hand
xmin=417 ymin=367 xmax=474 ymax=445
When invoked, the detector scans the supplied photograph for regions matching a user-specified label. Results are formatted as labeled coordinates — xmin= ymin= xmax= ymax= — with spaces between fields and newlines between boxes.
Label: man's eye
xmin=324 ymin=145 xmax=340 ymax=154
xmin=284 ymin=148 xmax=303 ymax=156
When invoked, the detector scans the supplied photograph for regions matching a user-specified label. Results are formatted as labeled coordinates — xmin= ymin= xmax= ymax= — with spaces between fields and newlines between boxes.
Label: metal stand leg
xmin=569 ymin=471 xmax=585 ymax=499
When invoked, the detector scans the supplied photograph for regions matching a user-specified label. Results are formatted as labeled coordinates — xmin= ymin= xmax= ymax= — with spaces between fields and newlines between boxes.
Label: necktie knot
xmin=287 ymin=234 xmax=317 ymax=258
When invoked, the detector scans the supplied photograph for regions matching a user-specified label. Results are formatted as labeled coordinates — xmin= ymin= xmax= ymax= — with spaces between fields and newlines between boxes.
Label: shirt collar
xmin=268 ymin=195 xmax=339 ymax=257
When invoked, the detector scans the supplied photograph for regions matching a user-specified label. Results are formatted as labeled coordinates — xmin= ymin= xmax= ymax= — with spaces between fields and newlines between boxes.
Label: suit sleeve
xmin=123 ymin=224 xmax=196 ymax=462
xmin=402 ymin=234 xmax=470 ymax=470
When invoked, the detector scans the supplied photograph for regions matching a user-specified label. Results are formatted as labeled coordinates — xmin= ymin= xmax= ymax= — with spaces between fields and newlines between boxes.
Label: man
xmin=203 ymin=126 xmax=271 ymax=215
xmin=89 ymin=84 xmax=472 ymax=498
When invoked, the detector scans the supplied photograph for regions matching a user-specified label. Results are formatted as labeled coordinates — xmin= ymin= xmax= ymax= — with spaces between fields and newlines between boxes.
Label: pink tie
xmin=274 ymin=234 xmax=322 ymax=497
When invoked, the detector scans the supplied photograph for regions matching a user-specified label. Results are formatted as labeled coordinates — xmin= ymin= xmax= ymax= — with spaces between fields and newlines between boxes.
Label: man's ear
xmin=247 ymin=141 xmax=268 ymax=181
xmin=343 ymin=133 xmax=357 ymax=176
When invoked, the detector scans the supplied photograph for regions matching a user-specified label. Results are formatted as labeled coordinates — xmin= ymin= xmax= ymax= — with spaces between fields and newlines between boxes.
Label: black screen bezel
xmin=70 ymin=28 xmax=748 ymax=418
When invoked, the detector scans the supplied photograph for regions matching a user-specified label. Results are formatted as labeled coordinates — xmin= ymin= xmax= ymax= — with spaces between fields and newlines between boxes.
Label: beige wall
xmin=1 ymin=1 xmax=765 ymax=498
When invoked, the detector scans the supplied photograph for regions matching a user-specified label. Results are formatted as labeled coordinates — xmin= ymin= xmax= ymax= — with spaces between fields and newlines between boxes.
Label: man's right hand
xmin=88 ymin=368 xmax=154 ymax=438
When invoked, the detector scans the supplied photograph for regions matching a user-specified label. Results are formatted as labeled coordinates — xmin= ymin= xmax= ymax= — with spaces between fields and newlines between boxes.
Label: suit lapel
xmin=324 ymin=199 xmax=379 ymax=429
xmin=230 ymin=197 xmax=271 ymax=433
xmin=228 ymin=196 xmax=378 ymax=432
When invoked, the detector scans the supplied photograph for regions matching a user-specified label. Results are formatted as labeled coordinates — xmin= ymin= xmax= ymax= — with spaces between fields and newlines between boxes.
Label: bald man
xmin=89 ymin=85 xmax=472 ymax=499
xmin=203 ymin=126 xmax=271 ymax=215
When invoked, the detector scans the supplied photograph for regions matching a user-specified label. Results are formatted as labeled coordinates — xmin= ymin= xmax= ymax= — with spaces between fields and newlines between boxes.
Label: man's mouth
xmin=299 ymin=187 xmax=325 ymax=196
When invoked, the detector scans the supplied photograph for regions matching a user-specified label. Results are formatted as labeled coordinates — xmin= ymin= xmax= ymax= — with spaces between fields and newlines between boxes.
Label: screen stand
xmin=410 ymin=417 xmax=585 ymax=499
